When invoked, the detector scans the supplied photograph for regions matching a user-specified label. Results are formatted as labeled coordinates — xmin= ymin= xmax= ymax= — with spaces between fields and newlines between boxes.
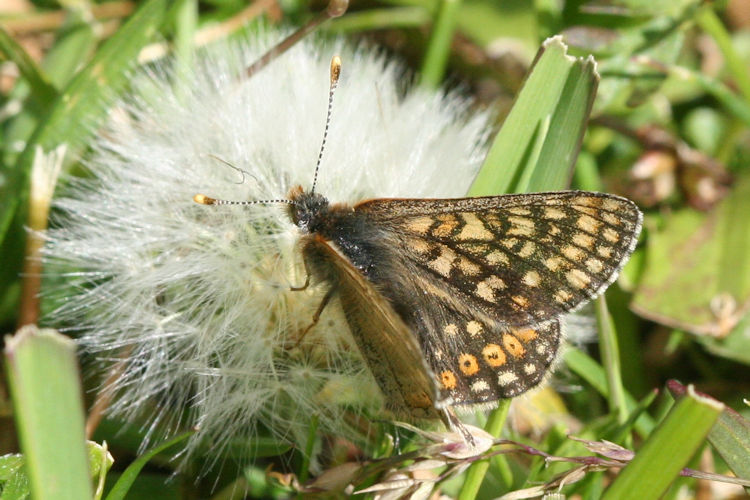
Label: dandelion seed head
xmin=43 ymin=31 xmax=490 ymax=465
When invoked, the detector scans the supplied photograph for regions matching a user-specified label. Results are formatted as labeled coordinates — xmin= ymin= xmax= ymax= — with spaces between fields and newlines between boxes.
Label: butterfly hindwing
xmin=422 ymin=315 xmax=562 ymax=405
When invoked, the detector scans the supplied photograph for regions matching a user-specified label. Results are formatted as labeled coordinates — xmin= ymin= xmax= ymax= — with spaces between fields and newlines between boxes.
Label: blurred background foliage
xmin=1 ymin=0 xmax=750 ymax=498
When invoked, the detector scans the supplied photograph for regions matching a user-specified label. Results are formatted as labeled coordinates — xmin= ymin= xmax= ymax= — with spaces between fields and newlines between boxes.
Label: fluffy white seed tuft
xmin=43 ymin=32 xmax=490 ymax=467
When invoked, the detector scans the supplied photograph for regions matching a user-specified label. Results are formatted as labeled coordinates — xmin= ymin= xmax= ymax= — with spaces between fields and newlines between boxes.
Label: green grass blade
xmin=458 ymin=36 xmax=600 ymax=498
xmin=524 ymin=56 xmax=598 ymax=192
xmin=171 ymin=0 xmax=198 ymax=69
xmin=708 ymin=409 xmax=750 ymax=493
xmin=653 ymin=61 xmax=750 ymax=127
xmin=694 ymin=5 xmax=750 ymax=103
xmin=298 ymin=414 xmax=319 ymax=485
xmin=564 ymin=348 xmax=655 ymax=436
xmin=609 ymin=389 xmax=659 ymax=444
xmin=104 ymin=430 xmax=193 ymax=500
xmin=2 ymin=19 xmax=97 ymax=167
xmin=0 ymin=26 xmax=57 ymax=107
xmin=0 ymin=0 xmax=170 ymax=246
xmin=596 ymin=297 xmax=628 ymax=426
xmin=328 ymin=7 xmax=429 ymax=32
xmin=4 ymin=326 xmax=92 ymax=500
xmin=601 ymin=385 xmax=723 ymax=500
xmin=470 ymin=36 xmax=599 ymax=196
xmin=419 ymin=0 xmax=462 ymax=88
xmin=573 ymin=150 xmax=604 ymax=191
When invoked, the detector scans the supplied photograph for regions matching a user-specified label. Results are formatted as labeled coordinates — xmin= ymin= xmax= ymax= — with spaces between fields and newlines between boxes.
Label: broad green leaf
xmin=376 ymin=0 xmax=539 ymax=53
xmin=632 ymin=174 xmax=750 ymax=337
xmin=0 ymin=443 xmax=114 ymax=500
xmin=602 ymin=385 xmax=722 ymax=499
xmin=0 ymin=454 xmax=29 ymax=500
xmin=328 ymin=7 xmax=429 ymax=32
xmin=4 ymin=326 xmax=92 ymax=500
xmin=0 ymin=0 xmax=169 ymax=247
xmin=457 ymin=0 xmax=537 ymax=54
xmin=470 ymin=36 xmax=599 ymax=196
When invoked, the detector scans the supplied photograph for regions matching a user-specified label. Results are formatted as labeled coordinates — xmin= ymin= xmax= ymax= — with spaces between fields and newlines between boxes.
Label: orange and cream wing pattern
xmin=361 ymin=191 xmax=642 ymax=327
xmin=425 ymin=317 xmax=561 ymax=404
xmin=354 ymin=191 xmax=641 ymax=403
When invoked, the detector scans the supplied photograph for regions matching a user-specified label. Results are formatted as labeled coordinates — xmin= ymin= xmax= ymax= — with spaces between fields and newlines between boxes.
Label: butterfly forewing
xmin=358 ymin=191 xmax=642 ymax=328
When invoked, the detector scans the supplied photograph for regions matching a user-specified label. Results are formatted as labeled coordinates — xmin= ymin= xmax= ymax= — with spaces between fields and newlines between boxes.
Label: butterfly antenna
xmin=193 ymin=194 xmax=294 ymax=206
xmin=310 ymin=55 xmax=341 ymax=195
xmin=194 ymin=56 xmax=342 ymax=207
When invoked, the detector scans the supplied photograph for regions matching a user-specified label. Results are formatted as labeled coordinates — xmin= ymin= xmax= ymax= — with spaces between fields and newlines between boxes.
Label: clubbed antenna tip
xmin=310 ymin=55 xmax=342 ymax=194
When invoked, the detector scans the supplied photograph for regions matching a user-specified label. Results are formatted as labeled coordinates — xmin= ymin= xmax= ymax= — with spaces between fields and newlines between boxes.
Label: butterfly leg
xmin=291 ymin=285 xmax=336 ymax=347
xmin=290 ymin=258 xmax=311 ymax=291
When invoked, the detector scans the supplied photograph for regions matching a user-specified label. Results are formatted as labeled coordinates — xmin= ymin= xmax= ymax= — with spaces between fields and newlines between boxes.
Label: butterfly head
xmin=287 ymin=185 xmax=330 ymax=233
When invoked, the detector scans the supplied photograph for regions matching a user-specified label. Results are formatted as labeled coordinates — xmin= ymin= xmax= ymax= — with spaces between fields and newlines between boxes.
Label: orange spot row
xmin=438 ymin=331 xmax=536 ymax=390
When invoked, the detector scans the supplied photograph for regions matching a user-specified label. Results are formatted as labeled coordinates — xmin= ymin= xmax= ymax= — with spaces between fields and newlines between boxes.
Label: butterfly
xmin=195 ymin=56 xmax=643 ymax=422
